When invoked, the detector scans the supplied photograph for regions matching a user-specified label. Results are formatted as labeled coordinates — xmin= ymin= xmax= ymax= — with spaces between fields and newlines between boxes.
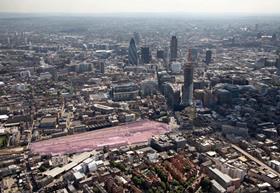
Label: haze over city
xmin=0 ymin=0 xmax=280 ymax=14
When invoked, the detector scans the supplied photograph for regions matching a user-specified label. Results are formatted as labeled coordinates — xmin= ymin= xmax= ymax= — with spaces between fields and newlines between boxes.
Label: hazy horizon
xmin=0 ymin=0 xmax=280 ymax=14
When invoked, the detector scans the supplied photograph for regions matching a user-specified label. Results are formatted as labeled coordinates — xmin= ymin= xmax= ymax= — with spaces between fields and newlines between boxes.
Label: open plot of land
xmin=30 ymin=120 xmax=171 ymax=155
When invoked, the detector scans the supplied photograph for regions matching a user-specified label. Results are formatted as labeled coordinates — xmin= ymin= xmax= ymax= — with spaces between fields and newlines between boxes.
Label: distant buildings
xmin=170 ymin=36 xmax=178 ymax=62
xmin=157 ymin=49 xmax=165 ymax=59
xmin=141 ymin=47 xmax=150 ymax=64
xmin=162 ymin=82 xmax=181 ymax=110
xmin=170 ymin=62 xmax=182 ymax=74
xmin=111 ymin=83 xmax=139 ymax=101
xmin=214 ymin=89 xmax=232 ymax=105
xmin=205 ymin=50 xmax=212 ymax=65
xmin=128 ymin=38 xmax=138 ymax=65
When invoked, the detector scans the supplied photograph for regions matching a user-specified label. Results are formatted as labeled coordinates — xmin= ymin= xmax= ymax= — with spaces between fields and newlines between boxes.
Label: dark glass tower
xmin=182 ymin=50 xmax=194 ymax=106
xmin=157 ymin=50 xmax=164 ymax=59
xmin=170 ymin=36 xmax=178 ymax=61
xmin=205 ymin=50 xmax=212 ymax=65
xmin=141 ymin=47 xmax=150 ymax=64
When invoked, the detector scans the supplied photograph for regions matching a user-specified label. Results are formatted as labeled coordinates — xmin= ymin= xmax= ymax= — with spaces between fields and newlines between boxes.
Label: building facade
xmin=128 ymin=38 xmax=138 ymax=65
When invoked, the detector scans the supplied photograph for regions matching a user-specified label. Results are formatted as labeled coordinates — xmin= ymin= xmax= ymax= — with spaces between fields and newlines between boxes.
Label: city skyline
xmin=0 ymin=0 xmax=280 ymax=14
xmin=0 ymin=0 xmax=280 ymax=192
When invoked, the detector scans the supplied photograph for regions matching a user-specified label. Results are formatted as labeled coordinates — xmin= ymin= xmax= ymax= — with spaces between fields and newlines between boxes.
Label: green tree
xmin=160 ymin=181 xmax=166 ymax=191
xmin=172 ymin=180 xmax=180 ymax=187
xmin=201 ymin=178 xmax=212 ymax=193
xmin=184 ymin=164 xmax=191 ymax=173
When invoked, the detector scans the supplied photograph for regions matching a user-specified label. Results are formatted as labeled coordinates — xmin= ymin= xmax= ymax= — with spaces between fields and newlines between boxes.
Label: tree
xmin=155 ymin=167 xmax=168 ymax=182
xmin=159 ymin=181 xmax=166 ymax=191
xmin=172 ymin=179 xmax=180 ymax=187
xmin=184 ymin=164 xmax=191 ymax=173
xmin=38 ymin=164 xmax=48 ymax=172
xmin=175 ymin=185 xmax=184 ymax=193
xmin=132 ymin=175 xmax=146 ymax=189
xmin=148 ymin=189 xmax=154 ymax=193
xmin=201 ymin=178 xmax=212 ymax=193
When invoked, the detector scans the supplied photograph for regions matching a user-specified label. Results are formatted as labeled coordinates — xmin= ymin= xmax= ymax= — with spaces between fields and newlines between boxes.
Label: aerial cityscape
xmin=0 ymin=1 xmax=280 ymax=193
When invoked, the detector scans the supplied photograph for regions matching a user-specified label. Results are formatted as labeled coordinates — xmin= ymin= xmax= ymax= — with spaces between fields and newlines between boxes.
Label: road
xmin=231 ymin=144 xmax=280 ymax=177
xmin=44 ymin=150 xmax=97 ymax=178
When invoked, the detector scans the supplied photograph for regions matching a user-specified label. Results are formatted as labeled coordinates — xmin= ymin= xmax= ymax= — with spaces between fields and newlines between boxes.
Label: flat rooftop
xmin=30 ymin=120 xmax=171 ymax=155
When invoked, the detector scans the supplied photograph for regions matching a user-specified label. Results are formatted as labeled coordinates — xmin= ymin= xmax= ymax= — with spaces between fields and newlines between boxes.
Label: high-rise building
xmin=133 ymin=32 xmax=140 ymax=45
xmin=128 ymin=38 xmax=138 ymax=65
xmin=276 ymin=55 xmax=280 ymax=76
xmin=141 ymin=47 xmax=150 ymax=64
xmin=165 ymin=47 xmax=169 ymax=61
xmin=190 ymin=48 xmax=198 ymax=62
xmin=157 ymin=50 xmax=165 ymax=59
xmin=100 ymin=61 xmax=105 ymax=74
xmin=182 ymin=50 xmax=194 ymax=106
xmin=182 ymin=64 xmax=194 ymax=106
xmin=272 ymin=33 xmax=277 ymax=42
xmin=255 ymin=24 xmax=259 ymax=31
xmin=205 ymin=50 xmax=212 ymax=65
xmin=7 ymin=37 xmax=10 ymax=47
xmin=170 ymin=36 xmax=178 ymax=61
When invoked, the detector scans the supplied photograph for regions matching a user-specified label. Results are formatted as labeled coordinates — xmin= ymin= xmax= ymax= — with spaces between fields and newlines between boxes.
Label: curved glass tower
xmin=128 ymin=38 xmax=138 ymax=65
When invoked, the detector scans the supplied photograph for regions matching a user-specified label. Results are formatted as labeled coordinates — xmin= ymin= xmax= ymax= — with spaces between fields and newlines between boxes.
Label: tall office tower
xmin=205 ymin=50 xmax=212 ymax=65
xmin=165 ymin=47 xmax=169 ymax=61
xmin=170 ymin=36 xmax=178 ymax=61
xmin=255 ymin=24 xmax=259 ymax=31
xmin=100 ymin=61 xmax=105 ymax=74
xmin=7 ymin=37 xmax=10 ymax=47
xmin=157 ymin=50 xmax=165 ymax=59
xmin=128 ymin=38 xmax=138 ymax=65
xmin=272 ymin=33 xmax=277 ymax=42
xmin=133 ymin=32 xmax=140 ymax=45
xmin=182 ymin=50 xmax=194 ymax=106
xmin=190 ymin=48 xmax=198 ymax=62
xmin=276 ymin=56 xmax=280 ymax=76
xmin=141 ymin=47 xmax=150 ymax=64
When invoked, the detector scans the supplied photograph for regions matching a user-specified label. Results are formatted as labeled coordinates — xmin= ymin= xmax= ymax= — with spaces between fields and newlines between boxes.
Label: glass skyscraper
xmin=128 ymin=38 xmax=138 ymax=65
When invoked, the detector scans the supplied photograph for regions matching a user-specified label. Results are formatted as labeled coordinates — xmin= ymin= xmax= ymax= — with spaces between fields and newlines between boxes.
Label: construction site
xmin=30 ymin=120 xmax=171 ymax=155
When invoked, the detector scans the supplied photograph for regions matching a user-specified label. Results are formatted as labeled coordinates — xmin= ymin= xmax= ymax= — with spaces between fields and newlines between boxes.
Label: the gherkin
xmin=128 ymin=38 xmax=138 ymax=65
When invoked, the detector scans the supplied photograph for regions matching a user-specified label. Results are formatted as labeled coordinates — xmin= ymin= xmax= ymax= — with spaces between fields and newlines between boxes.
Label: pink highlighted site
xmin=30 ymin=120 xmax=171 ymax=155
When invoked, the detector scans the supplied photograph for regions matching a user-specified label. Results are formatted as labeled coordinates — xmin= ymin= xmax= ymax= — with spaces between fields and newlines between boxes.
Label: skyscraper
xmin=133 ymin=32 xmax=140 ymax=45
xmin=190 ymin=48 xmax=198 ymax=62
xmin=276 ymin=55 xmax=280 ymax=76
xmin=182 ymin=50 xmax=194 ymax=106
xmin=100 ymin=61 xmax=105 ymax=74
xmin=157 ymin=49 xmax=165 ymax=59
xmin=205 ymin=50 xmax=212 ymax=65
xmin=128 ymin=38 xmax=138 ymax=65
xmin=141 ymin=47 xmax=150 ymax=64
xmin=170 ymin=36 xmax=178 ymax=61
xmin=272 ymin=33 xmax=277 ymax=42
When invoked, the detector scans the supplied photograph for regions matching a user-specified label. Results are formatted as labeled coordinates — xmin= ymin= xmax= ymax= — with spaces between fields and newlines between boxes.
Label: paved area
xmin=30 ymin=120 xmax=171 ymax=155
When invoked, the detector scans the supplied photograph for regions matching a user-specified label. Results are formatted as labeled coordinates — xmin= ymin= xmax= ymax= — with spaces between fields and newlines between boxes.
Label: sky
xmin=0 ymin=0 xmax=280 ymax=14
